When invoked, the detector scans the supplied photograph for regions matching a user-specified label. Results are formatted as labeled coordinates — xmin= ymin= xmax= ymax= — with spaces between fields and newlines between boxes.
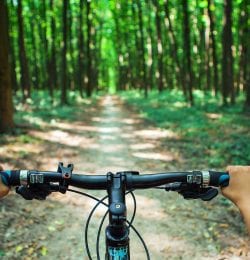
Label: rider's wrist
xmin=237 ymin=200 xmax=250 ymax=215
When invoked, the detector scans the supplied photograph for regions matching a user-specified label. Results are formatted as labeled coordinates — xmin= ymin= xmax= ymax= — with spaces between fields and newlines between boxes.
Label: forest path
xmin=1 ymin=95 xmax=249 ymax=259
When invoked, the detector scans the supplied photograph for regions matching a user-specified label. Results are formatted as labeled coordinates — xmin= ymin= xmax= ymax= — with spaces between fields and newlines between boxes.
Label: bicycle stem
xmin=105 ymin=172 xmax=138 ymax=260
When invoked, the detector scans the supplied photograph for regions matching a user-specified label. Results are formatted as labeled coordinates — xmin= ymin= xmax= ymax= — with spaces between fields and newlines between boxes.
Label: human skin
xmin=222 ymin=166 xmax=250 ymax=234
xmin=0 ymin=165 xmax=10 ymax=198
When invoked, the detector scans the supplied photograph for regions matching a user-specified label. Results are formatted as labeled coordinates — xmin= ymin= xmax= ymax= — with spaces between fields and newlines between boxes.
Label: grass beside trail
xmin=120 ymin=90 xmax=250 ymax=169
xmin=14 ymin=91 xmax=97 ymax=128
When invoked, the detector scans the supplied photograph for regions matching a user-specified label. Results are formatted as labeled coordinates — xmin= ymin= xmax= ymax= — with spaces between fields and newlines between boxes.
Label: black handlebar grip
xmin=0 ymin=170 xmax=20 ymax=186
xmin=209 ymin=171 xmax=230 ymax=187
xmin=9 ymin=170 xmax=20 ymax=186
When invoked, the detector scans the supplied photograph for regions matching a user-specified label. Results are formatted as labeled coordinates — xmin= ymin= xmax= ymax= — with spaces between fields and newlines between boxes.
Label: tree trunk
xmin=77 ymin=0 xmax=85 ymax=97
xmin=92 ymin=26 xmax=99 ymax=92
xmin=42 ymin=0 xmax=50 ymax=92
xmin=196 ymin=2 xmax=206 ymax=92
xmin=86 ymin=0 xmax=92 ymax=97
xmin=48 ymin=0 xmax=57 ymax=98
xmin=17 ymin=0 xmax=30 ymax=100
xmin=145 ymin=0 xmax=155 ymax=91
xmin=164 ymin=0 xmax=186 ymax=97
xmin=29 ymin=0 xmax=39 ymax=90
xmin=68 ymin=0 xmax=75 ymax=91
xmin=153 ymin=0 xmax=164 ymax=92
xmin=182 ymin=0 xmax=193 ymax=105
xmin=222 ymin=0 xmax=234 ymax=105
xmin=113 ymin=8 xmax=123 ymax=91
xmin=0 ymin=0 xmax=14 ymax=132
xmin=137 ymin=0 xmax=148 ymax=97
xmin=131 ymin=3 xmax=141 ymax=90
xmin=208 ymin=0 xmax=219 ymax=95
xmin=205 ymin=9 xmax=211 ymax=92
xmin=237 ymin=0 xmax=249 ymax=109
xmin=61 ymin=0 xmax=68 ymax=104
xmin=9 ymin=0 xmax=18 ymax=93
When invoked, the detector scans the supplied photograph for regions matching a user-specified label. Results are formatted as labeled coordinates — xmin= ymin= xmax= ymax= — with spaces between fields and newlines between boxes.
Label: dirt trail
xmin=1 ymin=95 xmax=249 ymax=259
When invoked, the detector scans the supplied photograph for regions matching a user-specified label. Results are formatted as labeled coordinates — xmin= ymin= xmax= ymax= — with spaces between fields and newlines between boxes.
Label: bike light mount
xmin=57 ymin=162 xmax=74 ymax=193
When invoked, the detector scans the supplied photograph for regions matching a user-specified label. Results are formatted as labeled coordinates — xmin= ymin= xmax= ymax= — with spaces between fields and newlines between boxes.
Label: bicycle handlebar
xmin=1 ymin=169 xmax=230 ymax=189
xmin=0 ymin=165 xmax=231 ymax=260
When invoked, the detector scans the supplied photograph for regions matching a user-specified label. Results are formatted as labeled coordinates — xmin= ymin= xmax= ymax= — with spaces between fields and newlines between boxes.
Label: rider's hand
xmin=222 ymin=166 xmax=250 ymax=233
xmin=0 ymin=165 xmax=10 ymax=198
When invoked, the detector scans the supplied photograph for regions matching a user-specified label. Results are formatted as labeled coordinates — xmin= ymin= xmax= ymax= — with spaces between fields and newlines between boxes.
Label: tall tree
xmin=131 ymin=2 xmax=141 ymax=90
xmin=196 ymin=3 xmax=206 ymax=91
xmin=182 ymin=0 xmax=194 ymax=105
xmin=113 ymin=4 xmax=124 ymax=91
xmin=222 ymin=0 xmax=234 ymax=105
xmin=0 ymin=0 xmax=14 ymax=132
xmin=137 ymin=0 xmax=148 ymax=97
xmin=61 ymin=0 xmax=68 ymax=104
xmin=8 ymin=0 xmax=18 ymax=93
xmin=208 ymin=0 xmax=219 ymax=95
xmin=29 ymin=0 xmax=39 ymax=90
xmin=205 ymin=7 xmax=211 ymax=92
xmin=145 ymin=0 xmax=156 ymax=91
xmin=153 ymin=0 xmax=164 ymax=92
xmin=42 ymin=0 xmax=49 ymax=91
xmin=86 ymin=0 xmax=92 ymax=97
xmin=164 ymin=0 xmax=186 ymax=97
xmin=77 ymin=0 xmax=85 ymax=97
xmin=237 ymin=0 xmax=249 ymax=109
xmin=48 ymin=0 xmax=57 ymax=98
xmin=68 ymin=0 xmax=75 ymax=91
xmin=17 ymin=0 xmax=31 ymax=100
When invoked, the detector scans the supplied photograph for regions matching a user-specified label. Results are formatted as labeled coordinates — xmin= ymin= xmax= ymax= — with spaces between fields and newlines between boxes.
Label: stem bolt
xmin=115 ymin=203 xmax=121 ymax=209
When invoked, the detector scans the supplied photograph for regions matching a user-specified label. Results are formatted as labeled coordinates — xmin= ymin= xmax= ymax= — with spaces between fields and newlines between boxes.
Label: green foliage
xmin=6 ymin=0 xmax=248 ymax=104
xmin=121 ymin=90 xmax=250 ymax=168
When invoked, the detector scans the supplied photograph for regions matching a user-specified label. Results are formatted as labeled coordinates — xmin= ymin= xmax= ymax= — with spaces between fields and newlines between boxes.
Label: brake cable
xmin=67 ymin=189 xmax=108 ymax=206
xmin=96 ymin=191 xmax=139 ymax=259
xmin=85 ymin=194 xmax=108 ymax=259
xmin=67 ymin=189 xmax=150 ymax=260
xmin=67 ymin=189 xmax=108 ymax=258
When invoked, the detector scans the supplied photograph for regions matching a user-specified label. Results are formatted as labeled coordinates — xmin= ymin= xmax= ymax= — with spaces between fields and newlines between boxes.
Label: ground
xmin=0 ymin=95 xmax=249 ymax=259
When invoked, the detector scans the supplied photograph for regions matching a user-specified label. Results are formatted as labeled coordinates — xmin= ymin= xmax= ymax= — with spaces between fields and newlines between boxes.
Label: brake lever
xmin=164 ymin=183 xmax=219 ymax=201
xmin=16 ymin=184 xmax=52 ymax=200
xmin=198 ymin=188 xmax=218 ymax=201
xmin=179 ymin=187 xmax=218 ymax=201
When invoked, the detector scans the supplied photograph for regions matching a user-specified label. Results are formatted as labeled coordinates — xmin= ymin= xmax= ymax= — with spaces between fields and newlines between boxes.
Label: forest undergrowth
xmin=120 ymin=90 xmax=250 ymax=168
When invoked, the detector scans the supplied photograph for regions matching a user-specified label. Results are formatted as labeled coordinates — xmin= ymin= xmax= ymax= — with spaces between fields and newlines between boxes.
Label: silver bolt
xmin=115 ymin=204 xmax=121 ymax=209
